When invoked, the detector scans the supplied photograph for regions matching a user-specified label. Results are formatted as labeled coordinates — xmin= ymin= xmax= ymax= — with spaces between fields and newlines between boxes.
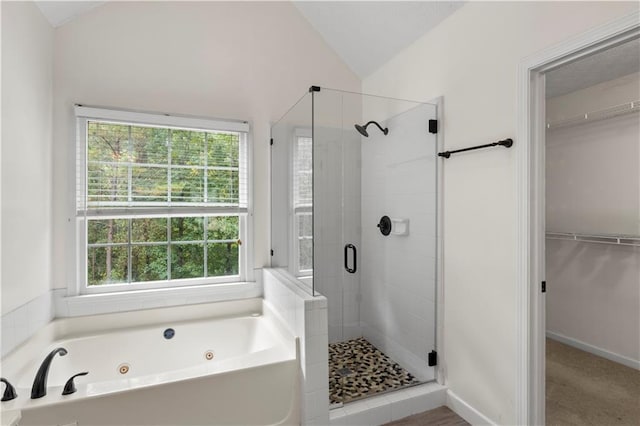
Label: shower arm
xmin=364 ymin=121 xmax=388 ymax=134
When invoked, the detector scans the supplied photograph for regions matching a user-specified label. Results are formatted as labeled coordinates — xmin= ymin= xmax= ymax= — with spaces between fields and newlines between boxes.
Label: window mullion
xmin=167 ymin=214 xmax=172 ymax=281
xmin=167 ymin=129 xmax=172 ymax=281
xmin=204 ymin=133 xmax=208 ymax=203
xmin=168 ymin=129 xmax=172 ymax=205
xmin=126 ymin=126 xmax=133 ymax=285
xmin=128 ymin=125 xmax=133 ymax=204
xmin=204 ymin=216 xmax=208 ymax=278
xmin=204 ymin=133 xmax=208 ymax=278
xmin=127 ymin=218 xmax=132 ymax=284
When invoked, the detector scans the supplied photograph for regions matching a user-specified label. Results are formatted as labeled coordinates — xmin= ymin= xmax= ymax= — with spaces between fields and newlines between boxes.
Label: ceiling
xmin=293 ymin=1 xmax=464 ymax=77
xmin=35 ymin=1 xmax=464 ymax=78
xmin=546 ymin=38 xmax=640 ymax=98
xmin=32 ymin=1 xmax=637 ymax=90
xmin=35 ymin=1 xmax=105 ymax=27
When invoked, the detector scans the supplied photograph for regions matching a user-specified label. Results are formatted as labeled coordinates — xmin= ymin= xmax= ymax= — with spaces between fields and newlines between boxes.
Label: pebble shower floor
xmin=329 ymin=337 xmax=420 ymax=404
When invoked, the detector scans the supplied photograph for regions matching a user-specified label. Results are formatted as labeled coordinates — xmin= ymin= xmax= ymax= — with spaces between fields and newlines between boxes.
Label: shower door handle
xmin=344 ymin=244 xmax=357 ymax=274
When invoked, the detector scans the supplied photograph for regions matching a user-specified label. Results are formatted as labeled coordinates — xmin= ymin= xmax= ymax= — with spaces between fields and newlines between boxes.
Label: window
xmin=75 ymin=106 xmax=250 ymax=293
xmin=292 ymin=133 xmax=312 ymax=276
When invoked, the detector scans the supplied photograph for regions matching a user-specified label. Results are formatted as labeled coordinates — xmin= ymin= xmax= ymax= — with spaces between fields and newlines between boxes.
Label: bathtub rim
xmin=1 ymin=352 xmax=298 ymax=412
xmin=0 ymin=298 xmax=298 ymax=411
xmin=2 ymin=298 xmax=263 ymax=361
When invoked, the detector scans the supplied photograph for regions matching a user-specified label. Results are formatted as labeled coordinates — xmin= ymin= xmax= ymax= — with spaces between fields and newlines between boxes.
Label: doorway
xmin=517 ymin=11 xmax=640 ymax=425
xmin=543 ymin=39 xmax=639 ymax=424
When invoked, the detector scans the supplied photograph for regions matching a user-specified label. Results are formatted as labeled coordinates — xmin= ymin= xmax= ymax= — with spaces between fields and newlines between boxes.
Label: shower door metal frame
xmin=433 ymin=96 xmax=446 ymax=386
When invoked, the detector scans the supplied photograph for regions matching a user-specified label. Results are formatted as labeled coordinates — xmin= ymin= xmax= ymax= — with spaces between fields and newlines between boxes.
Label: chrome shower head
xmin=354 ymin=121 xmax=388 ymax=137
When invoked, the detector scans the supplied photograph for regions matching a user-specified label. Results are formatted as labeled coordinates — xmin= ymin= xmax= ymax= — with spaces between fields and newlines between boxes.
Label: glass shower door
xmin=313 ymin=88 xmax=439 ymax=400
xmin=358 ymin=97 xmax=438 ymax=384
xmin=270 ymin=92 xmax=315 ymax=293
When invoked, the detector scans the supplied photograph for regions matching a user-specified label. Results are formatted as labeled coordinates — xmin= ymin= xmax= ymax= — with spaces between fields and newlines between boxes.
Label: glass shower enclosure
xmin=271 ymin=87 xmax=439 ymax=403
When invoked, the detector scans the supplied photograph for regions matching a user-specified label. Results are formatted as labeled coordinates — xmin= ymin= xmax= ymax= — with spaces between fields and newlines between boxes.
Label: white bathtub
xmin=0 ymin=298 xmax=299 ymax=425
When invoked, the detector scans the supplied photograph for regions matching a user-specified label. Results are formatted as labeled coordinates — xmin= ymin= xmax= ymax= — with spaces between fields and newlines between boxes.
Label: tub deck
xmin=0 ymin=298 xmax=299 ymax=425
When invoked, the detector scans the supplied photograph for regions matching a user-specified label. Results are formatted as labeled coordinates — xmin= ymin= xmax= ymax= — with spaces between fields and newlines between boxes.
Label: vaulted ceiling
xmin=34 ymin=1 xmax=465 ymax=78
xmin=35 ymin=1 xmax=105 ymax=27
xmin=34 ymin=1 xmax=639 ymax=90
xmin=292 ymin=1 xmax=465 ymax=77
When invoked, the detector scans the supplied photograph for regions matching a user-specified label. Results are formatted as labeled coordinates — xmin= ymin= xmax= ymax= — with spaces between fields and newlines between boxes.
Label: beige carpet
xmin=546 ymin=338 xmax=640 ymax=425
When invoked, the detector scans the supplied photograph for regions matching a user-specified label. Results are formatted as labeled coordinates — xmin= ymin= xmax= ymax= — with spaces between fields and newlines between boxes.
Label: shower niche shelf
xmin=390 ymin=218 xmax=410 ymax=236
xmin=378 ymin=216 xmax=409 ymax=236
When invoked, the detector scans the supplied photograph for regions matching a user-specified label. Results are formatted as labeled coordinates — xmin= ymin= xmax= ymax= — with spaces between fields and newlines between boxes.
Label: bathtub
xmin=0 ymin=298 xmax=299 ymax=425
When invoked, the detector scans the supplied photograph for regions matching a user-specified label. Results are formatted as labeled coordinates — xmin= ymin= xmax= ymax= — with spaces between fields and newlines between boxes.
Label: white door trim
xmin=516 ymin=10 xmax=639 ymax=425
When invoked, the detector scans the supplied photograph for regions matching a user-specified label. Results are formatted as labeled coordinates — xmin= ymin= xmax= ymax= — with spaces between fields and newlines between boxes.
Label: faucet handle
xmin=62 ymin=372 xmax=88 ymax=396
xmin=1 ymin=378 xmax=17 ymax=402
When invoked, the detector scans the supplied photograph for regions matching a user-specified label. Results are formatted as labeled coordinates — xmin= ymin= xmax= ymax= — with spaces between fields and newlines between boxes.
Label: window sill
xmin=55 ymin=281 xmax=261 ymax=318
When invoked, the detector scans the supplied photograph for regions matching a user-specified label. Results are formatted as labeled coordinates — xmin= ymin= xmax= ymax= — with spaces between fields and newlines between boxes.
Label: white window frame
xmin=72 ymin=106 xmax=253 ymax=296
xmin=290 ymin=128 xmax=313 ymax=277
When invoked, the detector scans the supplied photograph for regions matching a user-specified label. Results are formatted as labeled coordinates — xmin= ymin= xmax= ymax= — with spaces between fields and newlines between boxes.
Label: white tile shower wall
xmin=263 ymin=268 xmax=329 ymax=426
xmin=1 ymin=289 xmax=61 ymax=357
xmin=360 ymin=103 xmax=438 ymax=382
xmin=312 ymin=121 xmax=362 ymax=344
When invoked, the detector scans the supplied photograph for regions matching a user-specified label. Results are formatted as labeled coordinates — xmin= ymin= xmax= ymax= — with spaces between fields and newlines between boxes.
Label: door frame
xmin=515 ymin=11 xmax=639 ymax=425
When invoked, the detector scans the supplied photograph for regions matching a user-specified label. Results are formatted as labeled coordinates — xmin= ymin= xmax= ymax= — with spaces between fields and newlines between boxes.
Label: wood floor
xmin=383 ymin=406 xmax=469 ymax=426
xmin=546 ymin=338 xmax=640 ymax=426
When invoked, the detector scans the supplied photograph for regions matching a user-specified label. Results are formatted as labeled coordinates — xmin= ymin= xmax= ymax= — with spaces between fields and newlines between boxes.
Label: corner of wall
xmin=1 ymin=0 xmax=55 ymax=318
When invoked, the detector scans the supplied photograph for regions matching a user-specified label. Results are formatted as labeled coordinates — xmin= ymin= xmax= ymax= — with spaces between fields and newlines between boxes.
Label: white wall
xmin=51 ymin=1 xmax=360 ymax=291
xmin=546 ymin=240 xmax=639 ymax=366
xmin=547 ymin=72 xmax=640 ymax=125
xmin=363 ymin=2 xmax=639 ymax=423
xmin=1 ymin=1 xmax=54 ymax=314
xmin=546 ymin=110 xmax=639 ymax=236
xmin=546 ymin=74 xmax=640 ymax=367
xmin=546 ymin=72 xmax=640 ymax=235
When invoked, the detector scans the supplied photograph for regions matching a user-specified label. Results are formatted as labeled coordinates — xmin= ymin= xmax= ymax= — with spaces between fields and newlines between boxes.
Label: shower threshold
xmin=329 ymin=337 xmax=421 ymax=405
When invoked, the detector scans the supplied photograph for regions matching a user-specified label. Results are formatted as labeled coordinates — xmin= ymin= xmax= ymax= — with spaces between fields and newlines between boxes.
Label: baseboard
xmin=546 ymin=331 xmax=640 ymax=371
xmin=446 ymin=390 xmax=495 ymax=425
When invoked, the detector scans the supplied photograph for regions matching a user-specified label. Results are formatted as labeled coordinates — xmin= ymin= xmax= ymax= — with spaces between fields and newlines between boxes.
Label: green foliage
xmin=208 ymin=216 xmax=238 ymax=240
xmin=171 ymin=244 xmax=205 ymax=279
xmin=87 ymin=246 xmax=128 ymax=285
xmin=86 ymin=121 xmax=240 ymax=207
xmin=208 ymin=243 xmax=239 ymax=276
xmin=85 ymin=121 xmax=242 ymax=287
xmin=132 ymin=245 xmax=168 ymax=282
xmin=87 ymin=216 xmax=240 ymax=286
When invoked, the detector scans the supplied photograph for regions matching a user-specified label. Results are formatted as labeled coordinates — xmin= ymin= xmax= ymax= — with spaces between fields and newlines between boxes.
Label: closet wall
xmin=545 ymin=72 xmax=640 ymax=368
